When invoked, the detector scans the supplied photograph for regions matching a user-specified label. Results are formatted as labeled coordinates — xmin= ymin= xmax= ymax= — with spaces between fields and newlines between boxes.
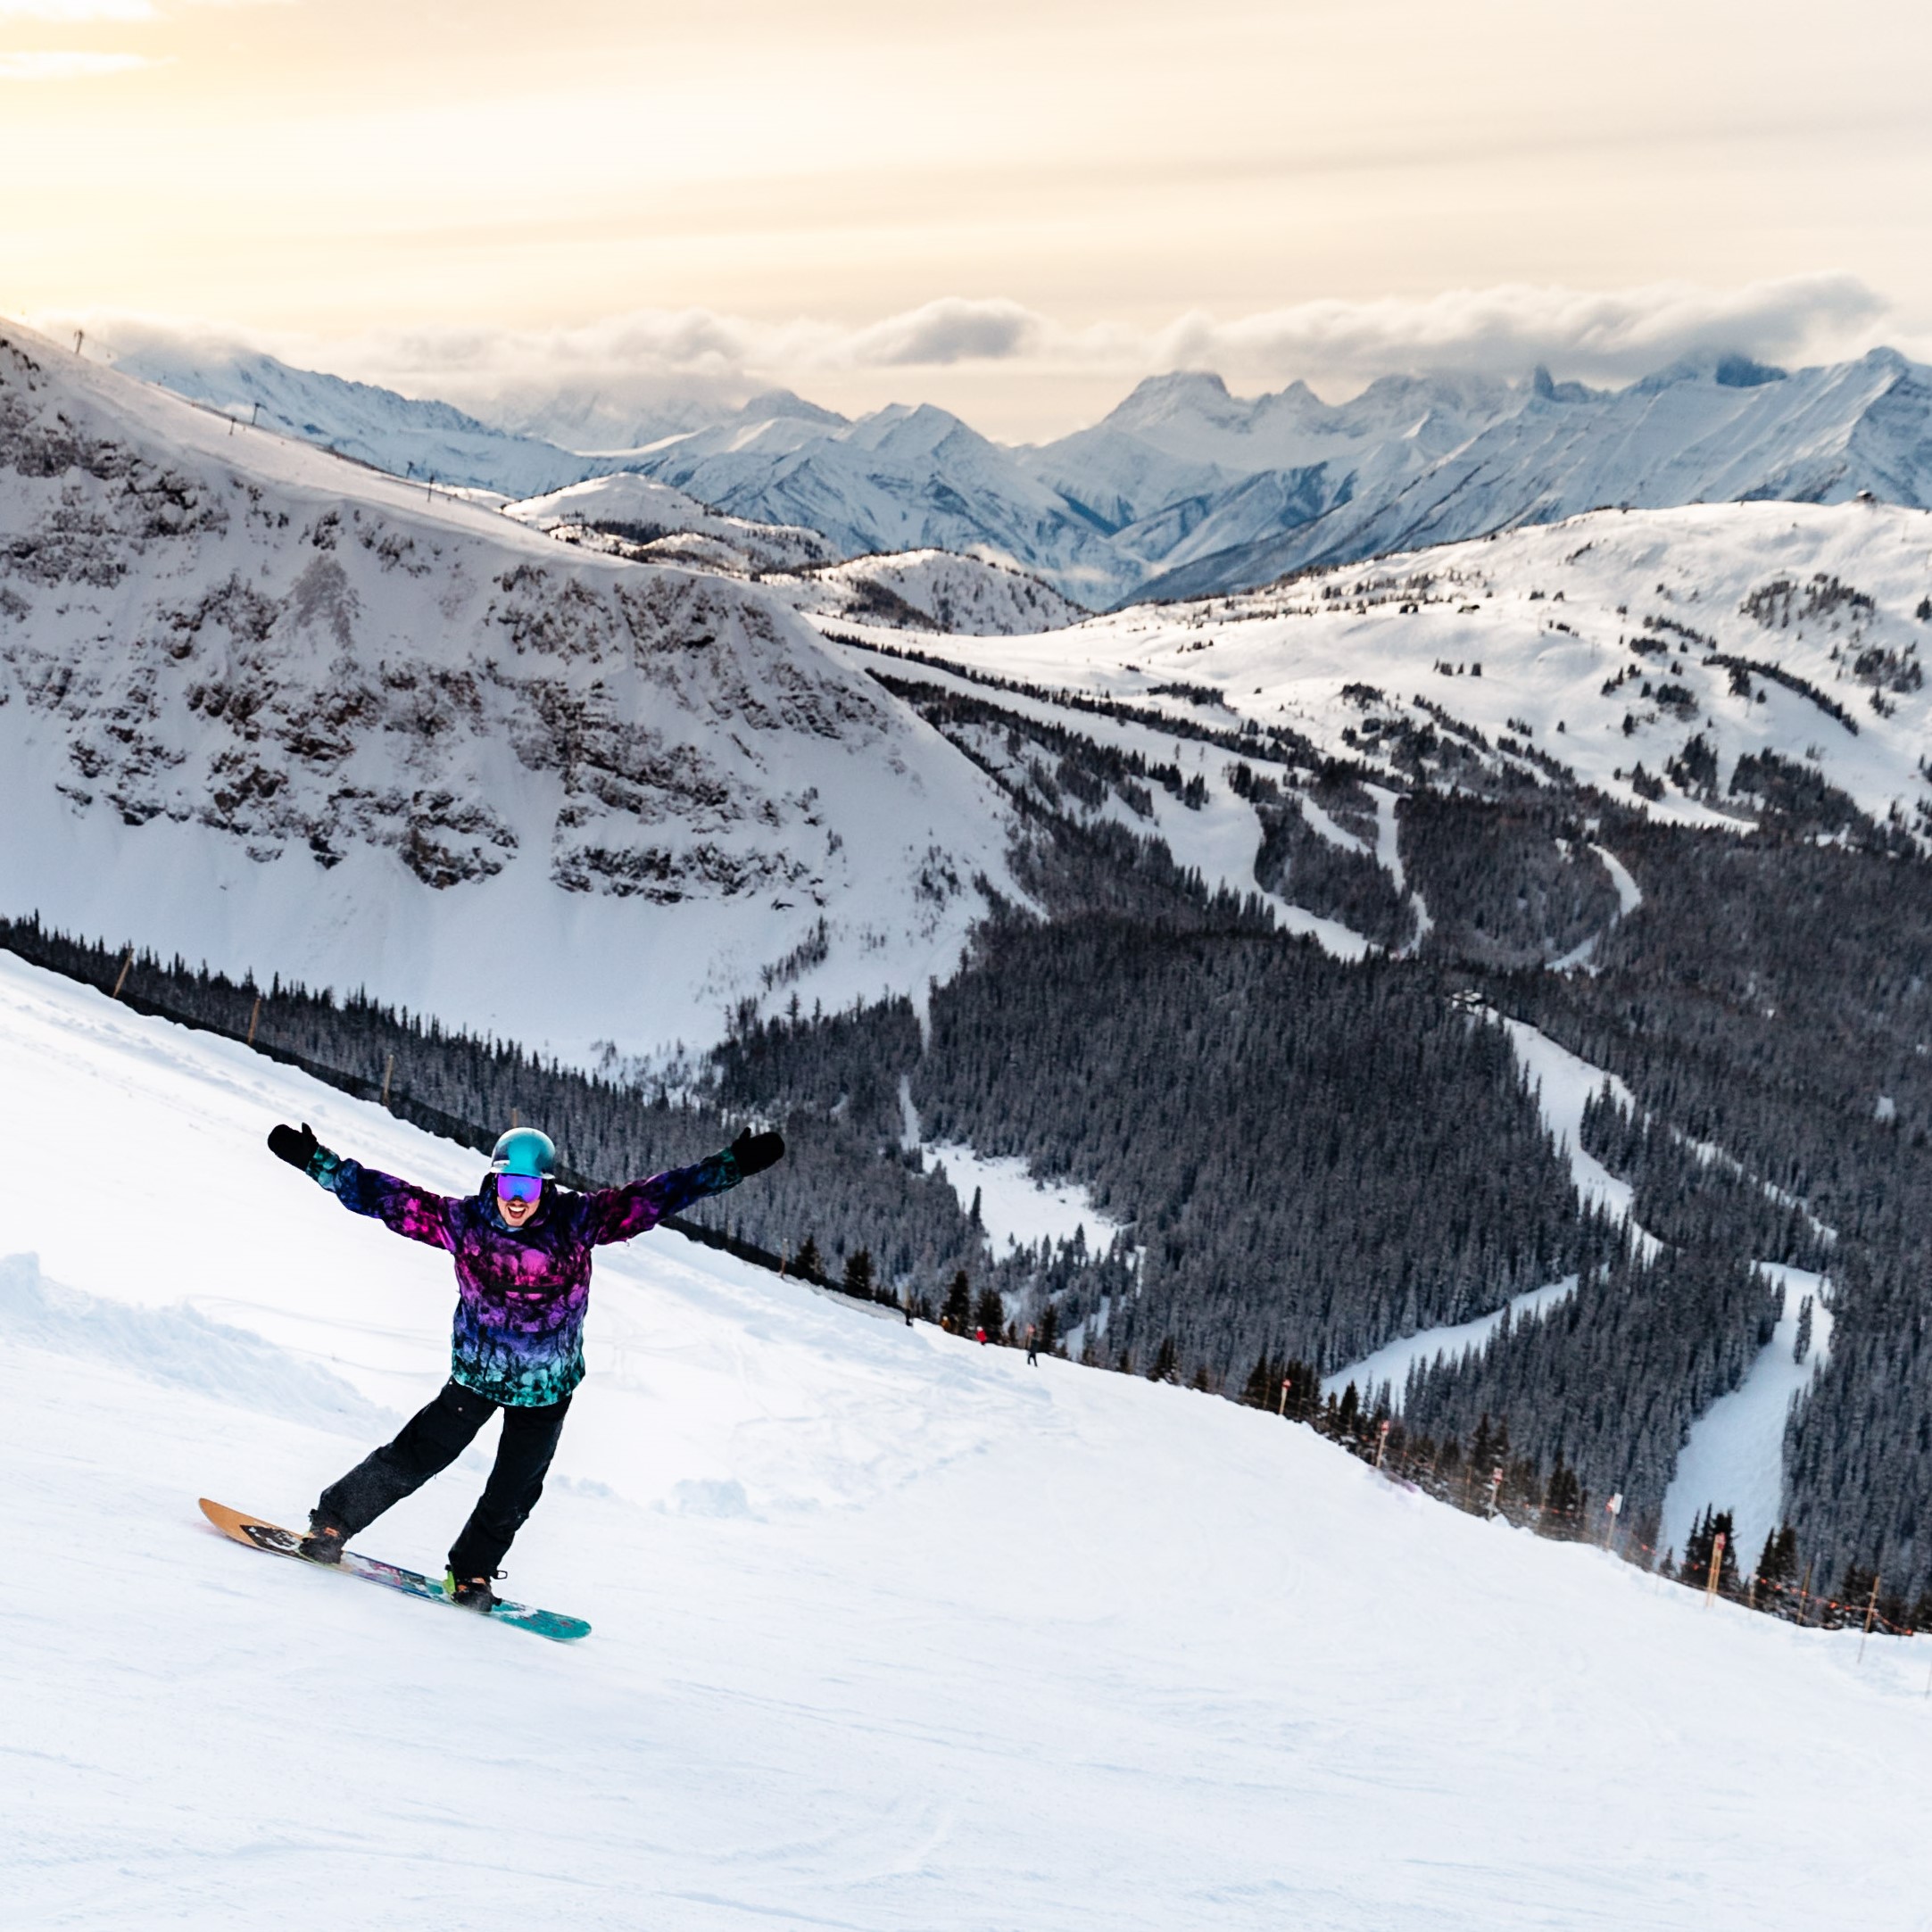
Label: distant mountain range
xmin=104 ymin=330 xmax=1932 ymax=610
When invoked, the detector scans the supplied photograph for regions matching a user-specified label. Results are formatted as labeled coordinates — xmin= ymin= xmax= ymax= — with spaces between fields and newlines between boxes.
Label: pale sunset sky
xmin=4 ymin=0 xmax=1928 ymax=437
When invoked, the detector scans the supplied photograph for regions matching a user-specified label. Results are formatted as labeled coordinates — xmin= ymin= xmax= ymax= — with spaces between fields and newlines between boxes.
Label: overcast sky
xmin=6 ymin=0 xmax=1929 ymax=438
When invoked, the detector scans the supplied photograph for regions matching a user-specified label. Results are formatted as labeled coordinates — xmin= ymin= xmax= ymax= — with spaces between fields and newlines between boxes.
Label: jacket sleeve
xmin=583 ymin=1147 xmax=743 ymax=1246
xmin=327 ymin=1158 xmax=459 ymax=1252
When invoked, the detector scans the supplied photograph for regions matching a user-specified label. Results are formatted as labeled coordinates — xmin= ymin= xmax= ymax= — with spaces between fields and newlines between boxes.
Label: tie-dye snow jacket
xmin=317 ymin=1148 xmax=745 ymax=1407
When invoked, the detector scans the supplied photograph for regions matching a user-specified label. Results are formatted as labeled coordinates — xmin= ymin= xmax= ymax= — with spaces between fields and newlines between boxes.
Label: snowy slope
xmin=97 ymin=334 xmax=598 ymax=498
xmin=0 ymin=320 xmax=1021 ymax=1064
xmin=8 ymin=951 xmax=1932 ymax=1931
xmin=768 ymin=549 xmax=1090 ymax=634
xmin=502 ymin=472 xmax=838 ymax=573
xmin=856 ymin=499 xmax=1932 ymax=839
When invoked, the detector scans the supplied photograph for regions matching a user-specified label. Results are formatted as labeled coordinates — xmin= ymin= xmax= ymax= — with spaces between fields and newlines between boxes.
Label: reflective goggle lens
xmin=495 ymin=1173 xmax=543 ymax=1206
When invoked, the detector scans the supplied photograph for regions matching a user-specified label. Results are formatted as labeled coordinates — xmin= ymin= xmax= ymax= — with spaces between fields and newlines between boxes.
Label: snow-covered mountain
xmin=769 ymin=550 xmax=1089 ymax=634
xmin=502 ymin=472 xmax=838 ymax=574
xmin=95 ymin=332 xmax=601 ymax=500
xmin=113 ymin=335 xmax=1932 ymax=611
xmin=630 ymin=402 xmax=1138 ymax=605
xmin=8 ymin=948 xmax=1931 ymax=1930
xmin=1135 ymin=349 xmax=1932 ymax=600
xmin=0 ymin=321 xmax=1019 ymax=1062
xmin=493 ymin=384 xmax=847 ymax=459
xmin=610 ymin=349 xmax=1932 ymax=607
xmin=1019 ymin=368 xmax=1521 ymax=558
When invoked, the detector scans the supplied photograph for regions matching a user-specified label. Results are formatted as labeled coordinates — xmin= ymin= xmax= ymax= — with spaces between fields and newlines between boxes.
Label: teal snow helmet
xmin=491 ymin=1127 xmax=557 ymax=1178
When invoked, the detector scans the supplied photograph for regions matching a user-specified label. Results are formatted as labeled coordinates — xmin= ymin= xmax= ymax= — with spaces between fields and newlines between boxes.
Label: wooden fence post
xmin=1704 ymin=1530 xmax=1727 ymax=1607
xmin=1859 ymin=1575 xmax=1882 ymax=1663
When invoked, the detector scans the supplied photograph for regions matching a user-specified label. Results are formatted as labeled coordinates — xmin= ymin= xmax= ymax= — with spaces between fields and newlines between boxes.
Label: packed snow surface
xmin=7 ymin=957 xmax=1932 ymax=1931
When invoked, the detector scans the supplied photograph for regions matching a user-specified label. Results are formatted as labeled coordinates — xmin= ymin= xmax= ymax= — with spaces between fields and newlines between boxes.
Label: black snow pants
xmin=316 ymin=1379 xmax=572 ymax=1579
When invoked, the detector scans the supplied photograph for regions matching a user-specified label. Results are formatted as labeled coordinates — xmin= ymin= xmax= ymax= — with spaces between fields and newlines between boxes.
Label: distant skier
xmin=266 ymin=1118 xmax=784 ymax=1609
xmin=1025 ymin=1325 xmax=1039 ymax=1366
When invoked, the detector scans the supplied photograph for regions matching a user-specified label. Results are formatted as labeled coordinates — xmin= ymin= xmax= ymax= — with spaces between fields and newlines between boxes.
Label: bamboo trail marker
xmin=381 ymin=1053 xmax=394 ymax=1109
xmin=245 ymin=995 xmax=261 ymax=1048
xmin=1374 ymin=1418 xmax=1389 ymax=1470
xmin=111 ymin=946 xmax=134 ymax=1001
xmin=1278 ymin=1378 xmax=1290 ymax=1418
xmin=1797 ymin=1559 xmax=1812 ymax=1629
xmin=1604 ymin=1492 xmax=1622 ymax=1551
xmin=1858 ymin=1575 xmax=1882 ymax=1664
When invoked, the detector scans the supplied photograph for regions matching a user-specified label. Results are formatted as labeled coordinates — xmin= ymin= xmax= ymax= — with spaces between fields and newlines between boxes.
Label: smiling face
xmin=493 ymin=1174 xmax=544 ymax=1228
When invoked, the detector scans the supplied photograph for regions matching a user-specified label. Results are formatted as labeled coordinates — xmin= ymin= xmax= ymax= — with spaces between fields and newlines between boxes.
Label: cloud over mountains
xmin=43 ymin=274 xmax=1901 ymax=441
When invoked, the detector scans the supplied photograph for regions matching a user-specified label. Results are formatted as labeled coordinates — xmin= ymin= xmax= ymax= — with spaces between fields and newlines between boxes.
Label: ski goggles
xmin=494 ymin=1173 xmax=545 ymax=1206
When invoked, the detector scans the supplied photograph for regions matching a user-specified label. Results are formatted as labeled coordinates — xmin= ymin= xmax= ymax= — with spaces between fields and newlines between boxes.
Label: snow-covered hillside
xmin=502 ymin=472 xmax=837 ymax=574
xmin=8 ymin=951 xmax=1932 ymax=1931
xmin=95 ymin=331 xmax=597 ymax=499
xmin=770 ymin=549 xmax=1089 ymax=634
xmin=834 ymin=500 xmax=1932 ymax=842
xmin=0 ymin=321 xmax=1019 ymax=1063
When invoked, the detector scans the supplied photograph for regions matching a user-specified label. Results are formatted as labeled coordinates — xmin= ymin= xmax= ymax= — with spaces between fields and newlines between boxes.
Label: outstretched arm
xmin=267 ymin=1121 xmax=457 ymax=1253
xmin=585 ymin=1128 xmax=784 ymax=1245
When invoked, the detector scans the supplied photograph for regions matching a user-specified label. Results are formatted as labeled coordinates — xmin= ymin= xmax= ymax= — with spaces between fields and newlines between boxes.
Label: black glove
xmin=269 ymin=1122 xmax=318 ymax=1170
xmin=730 ymin=1127 xmax=785 ymax=1177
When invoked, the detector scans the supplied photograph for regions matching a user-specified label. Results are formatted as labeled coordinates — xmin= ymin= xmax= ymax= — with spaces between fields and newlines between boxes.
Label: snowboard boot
xmin=444 ymin=1569 xmax=503 ymax=1613
xmin=299 ymin=1514 xmax=348 ymax=1564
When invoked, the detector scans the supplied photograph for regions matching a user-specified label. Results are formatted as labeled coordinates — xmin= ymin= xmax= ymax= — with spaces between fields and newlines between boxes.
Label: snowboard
xmin=198 ymin=1498 xmax=591 ymax=1642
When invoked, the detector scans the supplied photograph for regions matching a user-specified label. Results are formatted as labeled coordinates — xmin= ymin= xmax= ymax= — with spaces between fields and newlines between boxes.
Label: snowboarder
xmin=267 ymin=1117 xmax=784 ymax=1609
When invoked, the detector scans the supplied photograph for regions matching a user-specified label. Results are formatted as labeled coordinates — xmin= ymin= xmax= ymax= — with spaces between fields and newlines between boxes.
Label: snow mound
xmin=0 ymin=1251 xmax=389 ymax=1433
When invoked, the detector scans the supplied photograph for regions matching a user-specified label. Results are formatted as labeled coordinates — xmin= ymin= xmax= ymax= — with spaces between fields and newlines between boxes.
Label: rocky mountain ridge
xmin=0 ymin=321 xmax=1018 ymax=1062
